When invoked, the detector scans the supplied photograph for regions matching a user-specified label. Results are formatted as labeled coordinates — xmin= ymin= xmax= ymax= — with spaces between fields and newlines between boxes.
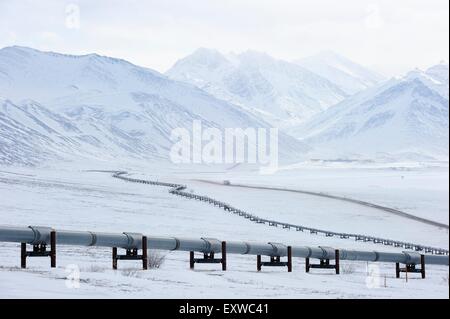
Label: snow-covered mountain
xmin=295 ymin=51 xmax=386 ymax=95
xmin=405 ymin=61 xmax=449 ymax=99
xmin=0 ymin=46 xmax=307 ymax=166
xmin=290 ymin=65 xmax=449 ymax=161
xmin=166 ymin=48 xmax=348 ymax=127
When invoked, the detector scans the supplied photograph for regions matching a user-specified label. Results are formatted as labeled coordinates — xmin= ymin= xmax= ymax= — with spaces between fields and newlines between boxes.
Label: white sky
xmin=0 ymin=0 xmax=448 ymax=76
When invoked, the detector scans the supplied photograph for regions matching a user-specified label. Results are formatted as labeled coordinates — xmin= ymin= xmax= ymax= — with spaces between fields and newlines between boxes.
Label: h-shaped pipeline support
xmin=112 ymin=234 xmax=148 ymax=270
xmin=396 ymin=254 xmax=426 ymax=279
xmin=190 ymin=240 xmax=227 ymax=271
xmin=306 ymin=248 xmax=340 ymax=274
xmin=257 ymin=244 xmax=292 ymax=272
xmin=21 ymin=226 xmax=56 ymax=269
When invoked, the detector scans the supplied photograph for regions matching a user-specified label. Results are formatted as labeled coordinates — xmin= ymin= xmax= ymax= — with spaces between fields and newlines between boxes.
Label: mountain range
xmin=289 ymin=63 xmax=449 ymax=161
xmin=166 ymin=49 xmax=385 ymax=127
xmin=295 ymin=50 xmax=385 ymax=95
xmin=0 ymin=46 xmax=448 ymax=165
xmin=0 ymin=46 xmax=306 ymax=166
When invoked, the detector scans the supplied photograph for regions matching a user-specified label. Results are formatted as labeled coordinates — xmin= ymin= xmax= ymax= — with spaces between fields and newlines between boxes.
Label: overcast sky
xmin=1 ymin=0 xmax=448 ymax=76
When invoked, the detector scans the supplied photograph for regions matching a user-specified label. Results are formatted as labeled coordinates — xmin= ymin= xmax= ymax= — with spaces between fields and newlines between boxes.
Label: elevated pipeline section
xmin=112 ymin=172 xmax=449 ymax=255
xmin=197 ymin=179 xmax=449 ymax=230
xmin=0 ymin=225 xmax=448 ymax=266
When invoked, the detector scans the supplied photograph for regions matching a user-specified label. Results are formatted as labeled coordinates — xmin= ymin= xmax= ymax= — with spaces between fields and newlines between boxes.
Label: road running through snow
xmin=194 ymin=179 xmax=449 ymax=230
xmin=105 ymin=172 xmax=448 ymax=254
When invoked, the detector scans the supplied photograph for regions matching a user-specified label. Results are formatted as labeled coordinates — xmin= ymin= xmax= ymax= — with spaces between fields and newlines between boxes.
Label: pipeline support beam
xmin=396 ymin=254 xmax=425 ymax=279
xmin=112 ymin=235 xmax=148 ymax=270
xmin=20 ymin=230 xmax=56 ymax=269
xmin=1 ymin=225 xmax=448 ymax=274
xmin=257 ymin=246 xmax=292 ymax=272
xmin=306 ymin=249 xmax=340 ymax=274
xmin=189 ymin=241 xmax=227 ymax=271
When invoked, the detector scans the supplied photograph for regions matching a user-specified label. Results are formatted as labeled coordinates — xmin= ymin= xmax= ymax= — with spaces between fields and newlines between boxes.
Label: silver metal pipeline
xmin=111 ymin=171 xmax=449 ymax=255
xmin=0 ymin=225 xmax=448 ymax=266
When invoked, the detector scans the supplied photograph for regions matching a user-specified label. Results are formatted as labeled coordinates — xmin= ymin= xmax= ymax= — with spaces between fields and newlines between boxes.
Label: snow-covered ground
xmin=187 ymin=161 xmax=450 ymax=226
xmin=0 ymin=162 xmax=448 ymax=298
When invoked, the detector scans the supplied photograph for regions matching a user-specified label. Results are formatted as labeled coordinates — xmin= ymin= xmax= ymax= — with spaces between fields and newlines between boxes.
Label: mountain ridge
xmin=166 ymin=48 xmax=349 ymax=127
xmin=0 ymin=46 xmax=308 ymax=166
xmin=295 ymin=50 xmax=386 ymax=95
xmin=289 ymin=67 xmax=449 ymax=161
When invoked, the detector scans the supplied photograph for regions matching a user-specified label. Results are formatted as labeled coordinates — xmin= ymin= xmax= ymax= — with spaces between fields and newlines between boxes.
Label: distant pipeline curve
xmin=195 ymin=179 xmax=449 ymax=230
xmin=107 ymin=171 xmax=448 ymax=255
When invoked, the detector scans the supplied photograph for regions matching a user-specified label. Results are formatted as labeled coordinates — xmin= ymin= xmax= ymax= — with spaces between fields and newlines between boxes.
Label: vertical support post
xmin=305 ymin=257 xmax=310 ymax=273
xmin=395 ymin=262 xmax=400 ymax=278
xmin=112 ymin=247 xmax=117 ymax=270
xmin=142 ymin=236 xmax=148 ymax=270
xmin=257 ymin=255 xmax=261 ymax=271
xmin=50 ymin=230 xmax=56 ymax=268
xmin=189 ymin=251 xmax=195 ymax=269
xmin=335 ymin=249 xmax=340 ymax=275
xmin=287 ymin=246 xmax=292 ymax=272
xmin=221 ymin=241 xmax=227 ymax=271
xmin=420 ymin=255 xmax=425 ymax=279
xmin=21 ymin=243 xmax=26 ymax=269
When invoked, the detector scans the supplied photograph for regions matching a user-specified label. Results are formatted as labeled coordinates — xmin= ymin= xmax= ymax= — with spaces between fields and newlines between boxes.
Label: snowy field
xmin=0 ymin=162 xmax=448 ymax=298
